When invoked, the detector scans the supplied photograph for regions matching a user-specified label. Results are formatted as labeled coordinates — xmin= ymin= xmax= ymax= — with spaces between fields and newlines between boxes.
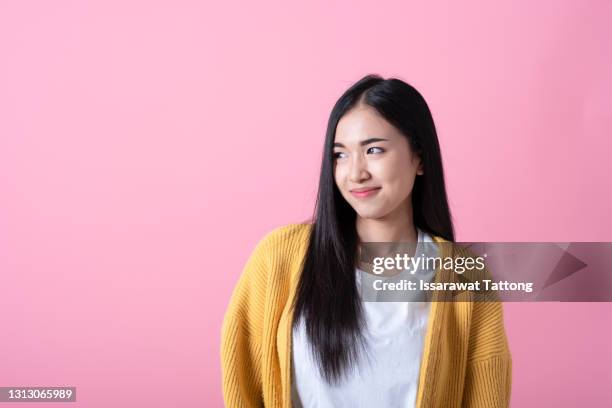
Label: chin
xmin=354 ymin=207 xmax=388 ymax=220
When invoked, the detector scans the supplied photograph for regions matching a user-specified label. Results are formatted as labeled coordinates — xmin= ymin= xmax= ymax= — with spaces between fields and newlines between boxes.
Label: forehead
xmin=334 ymin=104 xmax=402 ymax=143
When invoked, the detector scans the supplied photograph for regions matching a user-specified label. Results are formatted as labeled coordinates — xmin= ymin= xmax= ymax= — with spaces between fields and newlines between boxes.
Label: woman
xmin=221 ymin=74 xmax=512 ymax=407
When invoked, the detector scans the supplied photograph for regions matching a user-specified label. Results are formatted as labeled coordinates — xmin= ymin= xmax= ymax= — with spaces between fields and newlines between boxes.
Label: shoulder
xmin=431 ymin=234 xmax=449 ymax=243
xmin=227 ymin=223 xmax=312 ymax=304
xmin=256 ymin=222 xmax=313 ymax=253
xmin=243 ymin=223 xmax=313 ymax=275
xmin=430 ymin=235 xmax=478 ymax=261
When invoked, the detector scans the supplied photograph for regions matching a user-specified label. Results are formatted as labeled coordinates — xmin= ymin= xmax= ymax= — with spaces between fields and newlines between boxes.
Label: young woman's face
xmin=333 ymin=104 xmax=423 ymax=220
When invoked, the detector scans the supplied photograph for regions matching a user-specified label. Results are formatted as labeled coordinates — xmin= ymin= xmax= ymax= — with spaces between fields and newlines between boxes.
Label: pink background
xmin=1 ymin=1 xmax=611 ymax=407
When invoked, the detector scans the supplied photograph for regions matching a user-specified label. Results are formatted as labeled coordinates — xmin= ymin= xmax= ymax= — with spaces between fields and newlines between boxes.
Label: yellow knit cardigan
xmin=221 ymin=223 xmax=512 ymax=407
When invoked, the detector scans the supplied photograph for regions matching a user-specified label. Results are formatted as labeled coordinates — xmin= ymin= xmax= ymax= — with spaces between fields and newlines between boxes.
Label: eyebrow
xmin=333 ymin=137 xmax=389 ymax=148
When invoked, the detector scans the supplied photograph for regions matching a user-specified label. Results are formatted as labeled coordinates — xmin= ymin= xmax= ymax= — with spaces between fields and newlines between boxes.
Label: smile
xmin=350 ymin=187 xmax=381 ymax=199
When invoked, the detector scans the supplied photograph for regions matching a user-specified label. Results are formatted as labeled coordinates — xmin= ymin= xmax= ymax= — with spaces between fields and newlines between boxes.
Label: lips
xmin=350 ymin=187 xmax=381 ymax=198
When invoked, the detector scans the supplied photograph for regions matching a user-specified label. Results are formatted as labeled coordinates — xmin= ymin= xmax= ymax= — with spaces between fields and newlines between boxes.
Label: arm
xmin=462 ymin=301 xmax=513 ymax=408
xmin=220 ymin=236 xmax=271 ymax=408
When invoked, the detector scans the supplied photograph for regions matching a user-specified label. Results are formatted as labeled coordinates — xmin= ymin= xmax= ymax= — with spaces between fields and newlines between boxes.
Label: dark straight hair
xmin=293 ymin=74 xmax=455 ymax=384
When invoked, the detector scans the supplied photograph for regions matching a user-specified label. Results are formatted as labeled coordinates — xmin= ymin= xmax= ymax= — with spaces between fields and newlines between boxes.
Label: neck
xmin=355 ymin=199 xmax=417 ymax=243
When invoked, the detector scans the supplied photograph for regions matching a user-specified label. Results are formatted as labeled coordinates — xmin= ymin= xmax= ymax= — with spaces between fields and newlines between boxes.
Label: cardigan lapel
xmin=278 ymin=236 xmax=310 ymax=408
xmin=416 ymin=236 xmax=472 ymax=407
xmin=415 ymin=235 xmax=446 ymax=407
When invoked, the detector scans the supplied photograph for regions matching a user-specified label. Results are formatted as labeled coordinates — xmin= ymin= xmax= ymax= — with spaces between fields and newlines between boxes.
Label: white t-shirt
xmin=291 ymin=229 xmax=438 ymax=408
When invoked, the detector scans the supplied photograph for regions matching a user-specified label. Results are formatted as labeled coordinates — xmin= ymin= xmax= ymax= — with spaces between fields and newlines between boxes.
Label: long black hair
xmin=293 ymin=74 xmax=455 ymax=384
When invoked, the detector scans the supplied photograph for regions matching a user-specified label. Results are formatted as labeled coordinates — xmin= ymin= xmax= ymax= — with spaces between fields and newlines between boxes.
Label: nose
xmin=348 ymin=154 xmax=370 ymax=183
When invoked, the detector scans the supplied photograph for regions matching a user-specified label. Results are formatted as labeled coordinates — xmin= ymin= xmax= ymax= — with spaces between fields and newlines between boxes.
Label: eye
xmin=333 ymin=151 xmax=348 ymax=159
xmin=367 ymin=146 xmax=385 ymax=154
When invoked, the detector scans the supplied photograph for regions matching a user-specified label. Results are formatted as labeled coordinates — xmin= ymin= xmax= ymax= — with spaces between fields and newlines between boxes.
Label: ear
xmin=416 ymin=158 xmax=424 ymax=175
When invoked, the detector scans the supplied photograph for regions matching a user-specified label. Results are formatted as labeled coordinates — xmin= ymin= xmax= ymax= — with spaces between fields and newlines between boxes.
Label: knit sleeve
xmin=220 ymin=235 xmax=271 ymax=408
xmin=461 ymin=301 xmax=513 ymax=408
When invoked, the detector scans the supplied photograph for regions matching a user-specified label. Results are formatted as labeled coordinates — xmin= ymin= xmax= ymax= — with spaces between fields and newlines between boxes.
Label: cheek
xmin=334 ymin=164 xmax=345 ymax=188
xmin=371 ymin=155 xmax=407 ymax=182
xmin=375 ymin=157 xmax=416 ymax=191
